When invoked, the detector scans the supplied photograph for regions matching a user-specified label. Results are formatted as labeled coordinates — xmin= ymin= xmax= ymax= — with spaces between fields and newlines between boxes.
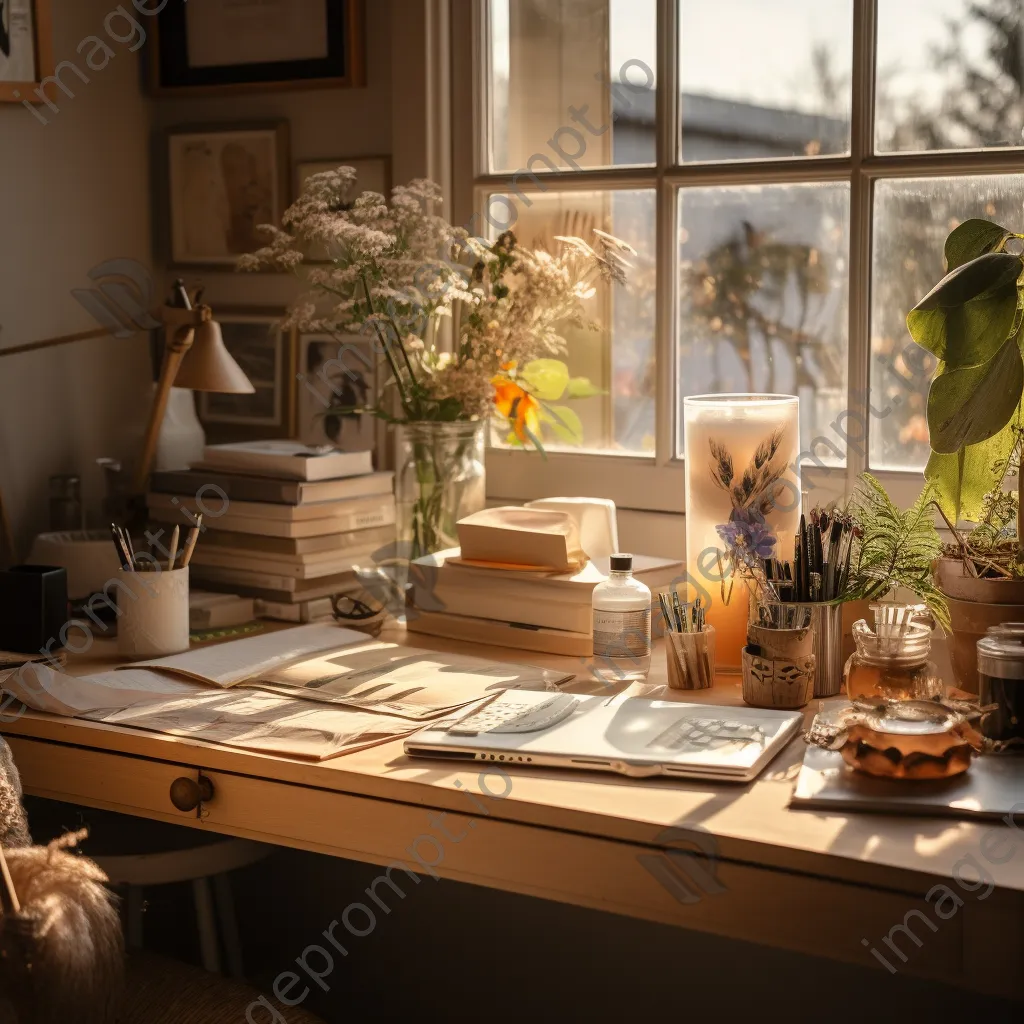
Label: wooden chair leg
xmin=212 ymin=873 xmax=244 ymax=980
xmin=192 ymin=877 xmax=221 ymax=975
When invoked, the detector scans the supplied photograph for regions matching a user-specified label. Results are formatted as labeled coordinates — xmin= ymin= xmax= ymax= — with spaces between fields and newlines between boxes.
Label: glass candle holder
xmin=683 ymin=394 xmax=801 ymax=671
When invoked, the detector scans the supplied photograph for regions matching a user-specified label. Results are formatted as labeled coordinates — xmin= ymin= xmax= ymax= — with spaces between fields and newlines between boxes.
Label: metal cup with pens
xmin=660 ymin=592 xmax=716 ymax=690
xmin=751 ymin=599 xmax=844 ymax=698
xmin=748 ymin=509 xmax=853 ymax=698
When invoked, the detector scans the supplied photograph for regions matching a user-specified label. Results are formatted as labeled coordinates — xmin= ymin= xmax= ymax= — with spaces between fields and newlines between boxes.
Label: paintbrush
xmin=168 ymin=525 xmax=180 ymax=571
xmin=110 ymin=523 xmax=131 ymax=571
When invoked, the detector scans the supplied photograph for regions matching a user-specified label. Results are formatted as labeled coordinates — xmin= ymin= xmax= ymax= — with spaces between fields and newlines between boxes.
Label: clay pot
xmin=934 ymin=557 xmax=1024 ymax=693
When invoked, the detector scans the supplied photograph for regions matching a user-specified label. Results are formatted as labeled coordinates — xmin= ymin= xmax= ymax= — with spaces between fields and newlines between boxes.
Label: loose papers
xmin=248 ymin=638 xmax=570 ymax=720
xmin=2 ymin=625 xmax=574 ymax=760
xmin=0 ymin=662 xmax=417 ymax=761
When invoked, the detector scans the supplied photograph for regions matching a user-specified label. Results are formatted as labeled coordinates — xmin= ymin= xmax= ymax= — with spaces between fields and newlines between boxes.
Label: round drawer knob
xmin=169 ymin=775 xmax=214 ymax=812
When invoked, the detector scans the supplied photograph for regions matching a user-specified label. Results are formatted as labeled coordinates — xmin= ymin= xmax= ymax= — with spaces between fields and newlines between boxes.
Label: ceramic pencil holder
xmin=666 ymin=626 xmax=716 ymax=690
xmin=742 ymin=622 xmax=815 ymax=709
xmin=752 ymin=600 xmax=844 ymax=698
xmin=116 ymin=567 xmax=190 ymax=659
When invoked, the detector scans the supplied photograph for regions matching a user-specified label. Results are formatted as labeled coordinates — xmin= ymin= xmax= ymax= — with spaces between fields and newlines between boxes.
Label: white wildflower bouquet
xmin=239 ymin=168 xmax=633 ymax=449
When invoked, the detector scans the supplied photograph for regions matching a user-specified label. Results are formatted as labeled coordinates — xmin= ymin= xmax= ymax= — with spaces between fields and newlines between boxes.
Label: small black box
xmin=0 ymin=565 xmax=69 ymax=654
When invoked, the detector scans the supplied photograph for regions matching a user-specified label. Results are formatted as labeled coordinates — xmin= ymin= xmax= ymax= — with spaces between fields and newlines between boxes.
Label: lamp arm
xmin=0 ymin=326 xmax=114 ymax=358
xmin=132 ymin=305 xmax=212 ymax=494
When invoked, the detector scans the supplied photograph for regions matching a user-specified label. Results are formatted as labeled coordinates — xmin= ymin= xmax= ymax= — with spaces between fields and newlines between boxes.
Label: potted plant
xmin=240 ymin=170 xmax=632 ymax=559
xmin=906 ymin=217 xmax=1024 ymax=688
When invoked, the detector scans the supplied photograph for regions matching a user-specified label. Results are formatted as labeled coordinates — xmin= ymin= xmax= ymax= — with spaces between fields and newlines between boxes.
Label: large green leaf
xmin=566 ymin=376 xmax=605 ymax=399
xmin=521 ymin=359 xmax=570 ymax=401
xmin=926 ymin=331 xmax=1024 ymax=453
xmin=540 ymin=405 xmax=584 ymax=445
xmin=926 ymin=407 xmax=1022 ymax=522
xmin=944 ymin=218 xmax=1013 ymax=271
xmin=907 ymin=252 xmax=1022 ymax=366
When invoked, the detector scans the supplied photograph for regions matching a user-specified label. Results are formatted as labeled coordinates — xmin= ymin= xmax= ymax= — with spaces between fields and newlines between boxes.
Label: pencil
xmin=181 ymin=515 xmax=203 ymax=568
xmin=168 ymin=525 xmax=180 ymax=571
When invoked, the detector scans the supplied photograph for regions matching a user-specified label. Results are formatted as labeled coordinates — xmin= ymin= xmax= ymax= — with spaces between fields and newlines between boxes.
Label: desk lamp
xmin=0 ymin=281 xmax=254 ymax=557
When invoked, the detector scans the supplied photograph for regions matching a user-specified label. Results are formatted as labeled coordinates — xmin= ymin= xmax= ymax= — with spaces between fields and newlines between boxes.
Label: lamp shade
xmin=174 ymin=320 xmax=255 ymax=394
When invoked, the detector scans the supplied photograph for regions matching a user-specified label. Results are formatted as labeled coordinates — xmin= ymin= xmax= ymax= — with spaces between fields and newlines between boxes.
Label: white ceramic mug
xmin=116 ymin=567 xmax=190 ymax=659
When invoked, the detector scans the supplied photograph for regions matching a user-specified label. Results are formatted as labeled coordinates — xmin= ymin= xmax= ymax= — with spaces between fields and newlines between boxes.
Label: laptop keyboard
xmin=447 ymin=694 xmax=579 ymax=736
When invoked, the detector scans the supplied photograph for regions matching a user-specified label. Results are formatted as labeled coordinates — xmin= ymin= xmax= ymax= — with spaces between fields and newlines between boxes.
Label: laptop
xmin=405 ymin=689 xmax=803 ymax=783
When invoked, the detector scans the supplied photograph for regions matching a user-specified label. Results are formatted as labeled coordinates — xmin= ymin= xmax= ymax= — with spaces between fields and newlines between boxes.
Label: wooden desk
xmin=2 ymin=626 xmax=1022 ymax=999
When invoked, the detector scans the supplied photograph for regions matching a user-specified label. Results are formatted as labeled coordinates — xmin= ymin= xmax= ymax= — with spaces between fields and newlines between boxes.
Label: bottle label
xmin=593 ymin=608 xmax=652 ymax=659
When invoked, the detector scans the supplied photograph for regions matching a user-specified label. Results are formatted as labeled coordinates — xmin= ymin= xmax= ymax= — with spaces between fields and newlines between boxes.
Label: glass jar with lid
xmin=844 ymin=602 xmax=942 ymax=702
xmin=976 ymin=626 xmax=1024 ymax=743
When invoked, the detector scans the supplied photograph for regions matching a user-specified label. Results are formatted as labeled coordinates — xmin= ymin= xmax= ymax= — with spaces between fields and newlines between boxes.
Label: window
xmin=459 ymin=0 xmax=1024 ymax=513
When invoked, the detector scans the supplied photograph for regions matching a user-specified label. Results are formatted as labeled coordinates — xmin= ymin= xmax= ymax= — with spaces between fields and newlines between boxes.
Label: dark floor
xmin=25 ymin=797 xmax=1024 ymax=1024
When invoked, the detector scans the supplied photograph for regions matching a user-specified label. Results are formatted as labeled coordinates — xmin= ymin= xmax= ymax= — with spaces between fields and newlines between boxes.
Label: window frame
xmin=451 ymin=0 xmax=1024 ymax=516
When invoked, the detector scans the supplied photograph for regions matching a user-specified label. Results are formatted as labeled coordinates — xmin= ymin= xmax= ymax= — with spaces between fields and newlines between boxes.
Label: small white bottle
xmin=592 ymin=553 xmax=652 ymax=683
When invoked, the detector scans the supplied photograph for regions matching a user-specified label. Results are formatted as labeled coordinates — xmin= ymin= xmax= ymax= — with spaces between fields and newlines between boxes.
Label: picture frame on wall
xmin=0 ymin=0 xmax=53 ymax=104
xmin=296 ymin=334 xmax=377 ymax=456
xmin=198 ymin=308 xmax=298 ymax=442
xmin=150 ymin=0 xmax=365 ymax=96
xmin=166 ymin=122 xmax=290 ymax=268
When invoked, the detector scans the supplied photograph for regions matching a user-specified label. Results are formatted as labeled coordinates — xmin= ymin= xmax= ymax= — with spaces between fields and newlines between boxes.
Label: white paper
xmin=185 ymin=0 xmax=330 ymax=69
xmin=0 ymin=663 xmax=202 ymax=716
xmin=0 ymin=0 xmax=36 ymax=83
xmin=86 ymin=690 xmax=414 ymax=761
xmin=252 ymin=639 xmax=568 ymax=720
xmin=128 ymin=623 xmax=364 ymax=687
xmin=1 ymin=661 xmax=417 ymax=761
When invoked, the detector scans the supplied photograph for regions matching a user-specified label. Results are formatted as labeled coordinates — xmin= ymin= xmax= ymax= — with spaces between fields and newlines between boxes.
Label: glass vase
xmin=683 ymin=394 xmax=802 ymax=671
xmin=396 ymin=421 xmax=486 ymax=562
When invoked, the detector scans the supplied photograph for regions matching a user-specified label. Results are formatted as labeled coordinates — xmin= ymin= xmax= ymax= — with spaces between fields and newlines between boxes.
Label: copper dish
xmin=808 ymin=699 xmax=988 ymax=780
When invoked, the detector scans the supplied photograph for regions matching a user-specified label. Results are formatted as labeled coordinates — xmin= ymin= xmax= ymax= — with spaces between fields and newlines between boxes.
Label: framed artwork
xmin=166 ymin=122 xmax=290 ymax=268
xmin=0 ymin=0 xmax=53 ymax=104
xmin=297 ymin=334 xmax=377 ymax=454
xmin=150 ymin=0 xmax=365 ymax=96
xmin=198 ymin=308 xmax=297 ymax=441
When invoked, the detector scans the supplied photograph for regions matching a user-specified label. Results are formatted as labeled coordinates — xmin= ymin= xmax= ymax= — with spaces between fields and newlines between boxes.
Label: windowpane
xmin=876 ymin=0 xmax=1024 ymax=153
xmin=485 ymin=189 xmax=657 ymax=454
xmin=679 ymin=0 xmax=853 ymax=162
xmin=869 ymin=175 xmax=1024 ymax=471
xmin=676 ymin=184 xmax=851 ymax=460
xmin=488 ymin=0 xmax=657 ymax=174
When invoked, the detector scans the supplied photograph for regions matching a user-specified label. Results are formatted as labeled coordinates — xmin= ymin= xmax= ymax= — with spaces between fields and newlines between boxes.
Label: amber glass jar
xmin=843 ymin=604 xmax=941 ymax=702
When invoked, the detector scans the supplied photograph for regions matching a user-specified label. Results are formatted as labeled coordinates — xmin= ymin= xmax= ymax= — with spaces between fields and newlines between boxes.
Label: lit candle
xmin=683 ymin=395 xmax=801 ymax=671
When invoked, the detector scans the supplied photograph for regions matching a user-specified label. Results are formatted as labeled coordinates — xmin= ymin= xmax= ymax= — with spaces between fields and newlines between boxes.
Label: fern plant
xmin=846 ymin=474 xmax=951 ymax=632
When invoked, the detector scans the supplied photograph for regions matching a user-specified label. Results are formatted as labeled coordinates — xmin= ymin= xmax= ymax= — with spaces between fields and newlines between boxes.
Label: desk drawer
xmin=8 ymin=737 xmax=204 ymax=824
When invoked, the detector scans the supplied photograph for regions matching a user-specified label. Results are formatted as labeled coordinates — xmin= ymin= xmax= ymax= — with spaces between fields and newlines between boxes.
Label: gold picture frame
xmin=0 ymin=0 xmax=53 ymax=104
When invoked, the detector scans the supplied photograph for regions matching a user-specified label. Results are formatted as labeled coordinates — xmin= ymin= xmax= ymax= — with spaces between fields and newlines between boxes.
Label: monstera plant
xmin=909 ymin=218 xmax=1024 ymax=534
xmin=908 ymin=217 xmax=1024 ymax=689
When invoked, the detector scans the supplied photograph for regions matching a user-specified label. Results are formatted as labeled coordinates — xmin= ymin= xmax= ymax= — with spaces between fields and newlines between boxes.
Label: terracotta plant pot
xmin=934 ymin=557 xmax=1024 ymax=693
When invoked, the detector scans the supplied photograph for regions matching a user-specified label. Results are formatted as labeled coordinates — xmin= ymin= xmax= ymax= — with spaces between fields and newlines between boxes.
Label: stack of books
xmin=149 ymin=441 xmax=395 ymax=621
xmin=408 ymin=547 xmax=683 ymax=657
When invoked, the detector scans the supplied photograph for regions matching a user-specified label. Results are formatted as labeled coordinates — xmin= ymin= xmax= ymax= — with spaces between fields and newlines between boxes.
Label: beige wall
xmin=0 ymin=0 xmax=154 ymax=553
xmin=1 ymin=0 xmax=398 ymax=555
